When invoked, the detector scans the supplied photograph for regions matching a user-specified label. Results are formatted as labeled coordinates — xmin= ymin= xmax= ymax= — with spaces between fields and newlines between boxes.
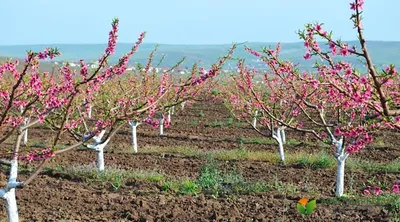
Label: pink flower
xmin=350 ymin=0 xmax=364 ymax=11
xmin=340 ymin=46 xmax=349 ymax=56
xmin=303 ymin=51 xmax=311 ymax=60
xmin=363 ymin=189 xmax=371 ymax=195
xmin=373 ymin=186 xmax=383 ymax=196
xmin=315 ymin=23 xmax=322 ymax=32
xmin=393 ymin=184 xmax=400 ymax=194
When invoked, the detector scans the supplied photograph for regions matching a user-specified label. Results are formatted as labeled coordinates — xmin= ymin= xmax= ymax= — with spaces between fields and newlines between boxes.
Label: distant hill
xmin=1 ymin=41 xmax=400 ymax=71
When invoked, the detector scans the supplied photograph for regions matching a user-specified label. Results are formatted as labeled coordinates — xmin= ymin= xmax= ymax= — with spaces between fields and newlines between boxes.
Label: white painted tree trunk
xmin=280 ymin=128 xmax=286 ymax=144
xmin=272 ymin=128 xmax=285 ymax=163
xmin=97 ymin=148 xmax=105 ymax=171
xmin=181 ymin=102 xmax=186 ymax=110
xmin=86 ymin=130 xmax=110 ymax=172
xmin=252 ymin=110 xmax=258 ymax=128
xmin=0 ymin=156 xmax=23 ymax=222
xmin=171 ymin=106 xmax=175 ymax=115
xmin=0 ymin=189 xmax=18 ymax=222
xmin=22 ymin=117 xmax=30 ymax=145
xmin=129 ymin=121 xmax=140 ymax=153
xmin=333 ymin=138 xmax=348 ymax=197
xmin=159 ymin=116 xmax=164 ymax=136
xmin=88 ymin=104 xmax=92 ymax=119
xmin=168 ymin=109 xmax=172 ymax=123
xmin=336 ymin=157 xmax=346 ymax=197
xmin=19 ymin=106 xmax=30 ymax=145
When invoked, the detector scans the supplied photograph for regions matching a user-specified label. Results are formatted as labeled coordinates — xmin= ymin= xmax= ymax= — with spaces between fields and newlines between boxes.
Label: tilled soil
xmin=0 ymin=100 xmax=399 ymax=221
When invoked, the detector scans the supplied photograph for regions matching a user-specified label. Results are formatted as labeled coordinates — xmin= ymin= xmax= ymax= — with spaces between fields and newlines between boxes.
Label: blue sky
xmin=1 ymin=0 xmax=398 ymax=45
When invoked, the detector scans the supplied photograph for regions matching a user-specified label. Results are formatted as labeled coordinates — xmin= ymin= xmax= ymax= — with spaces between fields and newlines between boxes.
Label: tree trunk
xmin=86 ymin=130 xmax=110 ymax=171
xmin=129 ymin=121 xmax=140 ymax=153
xmin=335 ymin=157 xmax=346 ymax=197
xmin=168 ymin=109 xmax=172 ymax=123
xmin=280 ymin=128 xmax=286 ymax=144
xmin=159 ymin=116 xmax=164 ymax=136
xmin=273 ymin=128 xmax=285 ymax=163
xmin=333 ymin=138 xmax=348 ymax=197
xmin=97 ymin=148 xmax=105 ymax=171
xmin=0 ymin=189 xmax=19 ymax=222
xmin=22 ymin=117 xmax=30 ymax=145
xmin=252 ymin=110 xmax=258 ymax=128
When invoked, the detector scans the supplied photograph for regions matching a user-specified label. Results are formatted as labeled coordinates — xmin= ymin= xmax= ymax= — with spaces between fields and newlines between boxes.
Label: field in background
xmin=1 ymin=41 xmax=400 ymax=71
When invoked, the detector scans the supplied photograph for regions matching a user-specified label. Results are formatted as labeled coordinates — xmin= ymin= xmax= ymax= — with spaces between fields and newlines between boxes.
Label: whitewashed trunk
xmin=0 ymin=154 xmax=22 ymax=222
xmin=252 ymin=110 xmax=258 ymax=128
xmin=277 ymin=139 xmax=285 ymax=163
xmin=23 ymin=129 xmax=28 ymax=145
xmin=280 ymin=128 xmax=286 ymax=144
xmin=168 ymin=109 xmax=172 ymax=123
xmin=273 ymin=128 xmax=285 ymax=163
xmin=86 ymin=130 xmax=110 ymax=172
xmin=88 ymin=104 xmax=92 ymax=119
xmin=333 ymin=138 xmax=348 ymax=197
xmin=171 ymin=106 xmax=175 ymax=115
xmin=0 ymin=189 xmax=19 ymax=222
xmin=97 ymin=148 xmax=105 ymax=171
xmin=336 ymin=158 xmax=346 ymax=197
xmin=22 ymin=114 xmax=30 ymax=145
xmin=129 ymin=121 xmax=140 ymax=153
xmin=159 ymin=116 xmax=164 ymax=136
xmin=181 ymin=102 xmax=186 ymax=110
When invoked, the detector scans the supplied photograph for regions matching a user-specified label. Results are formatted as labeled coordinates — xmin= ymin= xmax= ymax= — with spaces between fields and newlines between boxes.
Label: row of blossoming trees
xmin=0 ymin=0 xmax=399 ymax=221
xmin=222 ymin=0 xmax=399 ymax=198
xmin=0 ymin=18 xmax=235 ymax=221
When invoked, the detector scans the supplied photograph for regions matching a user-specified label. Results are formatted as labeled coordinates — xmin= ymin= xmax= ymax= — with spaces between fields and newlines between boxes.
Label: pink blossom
xmin=363 ymin=189 xmax=371 ymax=195
xmin=393 ymin=184 xmax=400 ymax=194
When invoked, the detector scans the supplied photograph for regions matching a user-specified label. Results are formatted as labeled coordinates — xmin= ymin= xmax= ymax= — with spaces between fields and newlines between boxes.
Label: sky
xmin=0 ymin=0 xmax=399 ymax=45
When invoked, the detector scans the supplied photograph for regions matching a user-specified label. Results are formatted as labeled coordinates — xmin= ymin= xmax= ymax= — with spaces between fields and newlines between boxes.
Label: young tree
xmin=236 ymin=0 xmax=399 ymax=197
xmin=222 ymin=60 xmax=290 ymax=163
xmin=56 ymin=41 xmax=236 ymax=169
xmin=0 ymin=18 xmax=151 ymax=221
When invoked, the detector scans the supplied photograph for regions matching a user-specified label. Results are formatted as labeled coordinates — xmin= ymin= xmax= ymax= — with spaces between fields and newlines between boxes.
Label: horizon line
xmin=1 ymin=39 xmax=399 ymax=47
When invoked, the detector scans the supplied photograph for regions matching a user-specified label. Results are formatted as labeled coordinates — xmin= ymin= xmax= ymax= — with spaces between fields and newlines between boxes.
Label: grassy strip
xmin=47 ymin=159 xmax=304 ymax=197
xmin=140 ymin=146 xmax=400 ymax=172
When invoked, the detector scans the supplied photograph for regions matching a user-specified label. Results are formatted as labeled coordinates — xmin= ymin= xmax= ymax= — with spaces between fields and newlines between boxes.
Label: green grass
xmin=48 ymin=160 xmax=276 ymax=197
xmin=161 ymin=157 xmax=272 ymax=197
xmin=199 ymin=110 xmax=205 ymax=117
xmin=297 ymin=152 xmax=335 ymax=169
xmin=144 ymin=145 xmax=335 ymax=167
xmin=347 ymin=158 xmax=400 ymax=173
xmin=141 ymin=145 xmax=400 ymax=173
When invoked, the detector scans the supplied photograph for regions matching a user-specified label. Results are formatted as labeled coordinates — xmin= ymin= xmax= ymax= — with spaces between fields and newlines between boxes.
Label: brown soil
xmin=0 ymin=100 xmax=399 ymax=221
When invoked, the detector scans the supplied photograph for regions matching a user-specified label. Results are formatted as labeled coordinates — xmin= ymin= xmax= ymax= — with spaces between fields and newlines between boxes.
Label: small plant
xmin=199 ymin=110 xmax=205 ymax=117
xmin=179 ymin=179 xmax=200 ymax=195
xmin=196 ymin=158 xmax=223 ymax=195
xmin=190 ymin=120 xmax=200 ymax=126
xmin=227 ymin=117 xmax=234 ymax=126
xmin=111 ymin=175 xmax=122 ymax=191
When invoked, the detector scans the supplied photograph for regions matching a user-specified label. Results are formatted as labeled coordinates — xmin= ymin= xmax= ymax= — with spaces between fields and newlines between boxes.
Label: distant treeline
xmin=1 ymin=41 xmax=399 ymax=71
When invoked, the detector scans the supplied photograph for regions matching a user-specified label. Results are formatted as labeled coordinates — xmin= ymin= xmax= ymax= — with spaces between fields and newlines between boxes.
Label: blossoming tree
xmin=53 ymin=38 xmax=236 ymax=170
xmin=232 ymin=0 xmax=399 ymax=197
xmin=0 ymin=18 xmax=161 ymax=222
